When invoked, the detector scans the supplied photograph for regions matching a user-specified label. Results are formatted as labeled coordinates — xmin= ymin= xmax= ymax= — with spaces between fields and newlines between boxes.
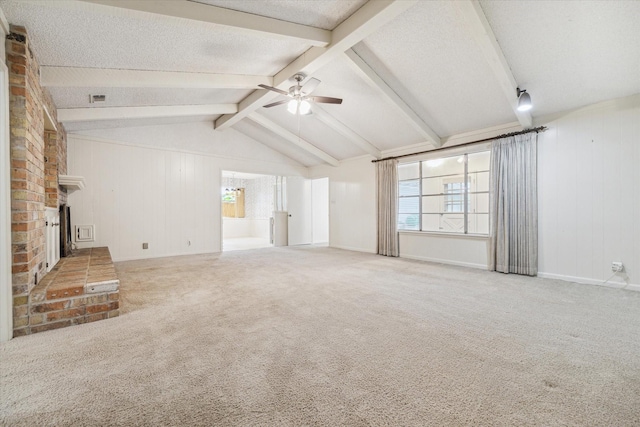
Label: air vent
xmin=89 ymin=94 xmax=106 ymax=103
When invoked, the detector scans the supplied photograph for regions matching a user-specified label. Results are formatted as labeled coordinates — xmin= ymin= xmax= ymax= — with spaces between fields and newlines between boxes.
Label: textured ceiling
xmin=50 ymin=87 xmax=251 ymax=109
xmin=233 ymin=120 xmax=323 ymax=167
xmin=72 ymin=123 xmax=304 ymax=167
xmin=0 ymin=0 xmax=309 ymax=75
xmin=355 ymin=0 xmax=516 ymax=137
xmin=480 ymin=0 xmax=640 ymax=116
xmin=311 ymin=56 xmax=425 ymax=151
xmin=260 ymin=106 xmax=364 ymax=161
xmin=193 ymin=0 xmax=367 ymax=30
xmin=1 ymin=0 xmax=638 ymax=167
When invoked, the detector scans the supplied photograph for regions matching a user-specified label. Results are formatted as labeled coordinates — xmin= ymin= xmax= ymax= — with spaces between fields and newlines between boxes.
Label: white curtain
xmin=489 ymin=133 xmax=538 ymax=276
xmin=376 ymin=159 xmax=399 ymax=257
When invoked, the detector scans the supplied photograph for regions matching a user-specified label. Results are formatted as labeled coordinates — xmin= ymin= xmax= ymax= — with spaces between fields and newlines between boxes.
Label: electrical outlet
xmin=142 ymin=243 xmax=149 ymax=249
xmin=611 ymin=262 xmax=624 ymax=273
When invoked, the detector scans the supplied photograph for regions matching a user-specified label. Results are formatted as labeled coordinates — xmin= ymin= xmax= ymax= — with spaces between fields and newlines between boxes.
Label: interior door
xmin=286 ymin=176 xmax=312 ymax=245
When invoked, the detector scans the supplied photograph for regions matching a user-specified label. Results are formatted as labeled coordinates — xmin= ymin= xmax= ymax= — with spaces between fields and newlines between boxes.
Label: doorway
xmin=286 ymin=176 xmax=329 ymax=247
xmin=221 ymin=171 xmax=275 ymax=252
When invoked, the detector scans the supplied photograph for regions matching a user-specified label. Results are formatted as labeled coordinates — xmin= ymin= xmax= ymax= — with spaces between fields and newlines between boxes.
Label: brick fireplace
xmin=7 ymin=26 xmax=118 ymax=337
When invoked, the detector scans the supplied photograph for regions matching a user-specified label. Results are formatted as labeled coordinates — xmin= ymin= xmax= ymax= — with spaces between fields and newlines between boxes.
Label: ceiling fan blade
xmin=258 ymin=84 xmax=289 ymax=96
xmin=309 ymin=96 xmax=343 ymax=104
xmin=263 ymin=99 xmax=290 ymax=108
xmin=301 ymin=77 xmax=321 ymax=95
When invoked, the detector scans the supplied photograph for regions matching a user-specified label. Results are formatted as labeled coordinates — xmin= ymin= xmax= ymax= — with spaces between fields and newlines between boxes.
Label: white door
xmin=44 ymin=208 xmax=60 ymax=272
xmin=286 ymin=176 xmax=312 ymax=245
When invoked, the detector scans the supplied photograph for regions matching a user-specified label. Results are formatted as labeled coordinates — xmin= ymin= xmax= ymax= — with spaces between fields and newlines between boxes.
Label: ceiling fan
xmin=259 ymin=73 xmax=342 ymax=115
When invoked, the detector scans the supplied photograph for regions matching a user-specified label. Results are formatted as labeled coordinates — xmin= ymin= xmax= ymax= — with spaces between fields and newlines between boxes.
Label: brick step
xmin=28 ymin=292 xmax=120 ymax=334
xmin=13 ymin=247 xmax=120 ymax=337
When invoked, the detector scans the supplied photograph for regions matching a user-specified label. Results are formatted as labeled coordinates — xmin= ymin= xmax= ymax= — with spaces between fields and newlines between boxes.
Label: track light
xmin=517 ymin=87 xmax=532 ymax=112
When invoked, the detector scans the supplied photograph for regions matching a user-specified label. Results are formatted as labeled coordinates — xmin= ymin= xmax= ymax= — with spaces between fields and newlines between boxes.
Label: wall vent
xmin=89 ymin=94 xmax=106 ymax=103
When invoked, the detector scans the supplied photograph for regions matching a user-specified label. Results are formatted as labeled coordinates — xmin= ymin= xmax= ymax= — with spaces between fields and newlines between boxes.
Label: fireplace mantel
xmin=58 ymin=175 xmax=85 ymax=192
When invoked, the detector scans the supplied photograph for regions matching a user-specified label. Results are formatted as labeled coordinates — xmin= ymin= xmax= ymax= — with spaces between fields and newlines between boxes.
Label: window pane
xmin=423 ymin=175 xmax=466 ymax=195
xmin=398 ymin=162 xmax=420 ymax=180
xmin=468 ymin=193 xmax=489 ymax=213
xmin=422 ymin=177 xmax=441 ymax=195
xmin=468 ymin=151 xmax=490 ymax=173
xmin=422 ymin=155 xmax=463 ymax=178
xmin=422 ymin=214 xmax=465 ymax=233
xmin=398 ymin=214 xmax=420 ymax=231
xmin=469 ymin=170 xmax=489 ymax=192
xmin=399 ymin=179 xmax=419 ymax=197
xmin=467 ymin=214 xmax=489 ymax=234
xmin=421 ymin=195 xmax=443 ymax=213
xmin=399 ymin=152 xmax=490 ymax=236
xmin=399 ymin=196 xmax=419 ymax=214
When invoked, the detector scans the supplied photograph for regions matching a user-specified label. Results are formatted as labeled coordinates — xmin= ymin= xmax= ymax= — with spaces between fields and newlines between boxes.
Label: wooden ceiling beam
xmin=247 ymin=113 xmax=339 ymax=167
xmin=454 ymin=0 xmax=533 ymax=127
xmin=41 ymin=67 xmax=271 ymax=89
xmin=77 ymin=0 xmax=331 ymax=46
xmin=215 ymin=0 xmax=417 ymax=130
xmin=311 ymin=105 xmax=381 ymax=159
xmin=343 ymin=49 xmax=442 ymax=147
xmin=57 ymin=104 xmax=237 ymax=122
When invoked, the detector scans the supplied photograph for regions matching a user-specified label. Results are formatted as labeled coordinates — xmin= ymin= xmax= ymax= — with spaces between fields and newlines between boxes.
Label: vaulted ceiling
xmin=2 ymin=0 xmax=639 ymax=167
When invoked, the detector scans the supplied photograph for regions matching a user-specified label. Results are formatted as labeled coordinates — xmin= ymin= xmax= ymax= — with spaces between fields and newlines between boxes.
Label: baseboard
xmin=537 ymin=272 xmax=640 ymax=292
xmin=399 ymin=254 xmax=487 ymax=270
xmin=330 ymin=244 xmax=376 ymax=254
xmin=112 ymin=250 xmax=221 ymax=263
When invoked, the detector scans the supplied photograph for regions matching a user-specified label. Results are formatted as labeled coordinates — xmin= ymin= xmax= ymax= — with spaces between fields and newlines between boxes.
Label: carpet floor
xmin=1 ymin=247 xmax=639 ymax=426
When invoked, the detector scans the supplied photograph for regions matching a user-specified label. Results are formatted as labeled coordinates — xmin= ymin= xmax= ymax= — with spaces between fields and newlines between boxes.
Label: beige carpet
xmin=2 ymin=247 xmax=639 ymax=426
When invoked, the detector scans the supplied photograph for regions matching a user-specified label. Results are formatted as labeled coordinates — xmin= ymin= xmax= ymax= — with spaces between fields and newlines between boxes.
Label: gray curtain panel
xmin=376 ymin=159 xmax=399 ymax=257
xmin=489 ymin=133 xmax=538 ymax=276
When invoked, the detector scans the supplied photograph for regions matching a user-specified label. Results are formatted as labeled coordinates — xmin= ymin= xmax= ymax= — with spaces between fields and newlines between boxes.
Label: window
xmin=443 ymin=182 xmax=465 ymax=213
xmin=398 ymin=163 xmax=420 ymax=230
xmin=398 ymin=151 xmax=490 ymax=234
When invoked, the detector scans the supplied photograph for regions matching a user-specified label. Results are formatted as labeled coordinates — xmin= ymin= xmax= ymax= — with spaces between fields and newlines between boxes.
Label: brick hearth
xmin=13 ymin=247 xmax=120 ymax=337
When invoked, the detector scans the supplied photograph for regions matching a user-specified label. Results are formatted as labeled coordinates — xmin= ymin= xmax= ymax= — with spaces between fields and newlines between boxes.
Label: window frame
xmin=397 ymin=148 xmax=491 ymax=236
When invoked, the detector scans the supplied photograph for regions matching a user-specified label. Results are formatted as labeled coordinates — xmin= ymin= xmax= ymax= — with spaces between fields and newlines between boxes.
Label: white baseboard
xmin=399 ymin=254 xmax=487 ymax=270
xmin=537 ymin=272 xmax=640 ymax=292
xmin=330 ymin=244 xmax=376 ymax=254
xmin=113 ymin=250 xmax=221 ymax=263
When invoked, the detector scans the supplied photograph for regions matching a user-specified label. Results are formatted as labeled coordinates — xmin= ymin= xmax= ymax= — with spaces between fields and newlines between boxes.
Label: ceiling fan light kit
xmin=260 ymin=73 xmax=343 ymax=115
xmin=287 ymin=99 xmax=311 ymax=115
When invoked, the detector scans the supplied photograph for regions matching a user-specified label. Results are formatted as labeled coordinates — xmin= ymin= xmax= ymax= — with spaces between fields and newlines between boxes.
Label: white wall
xmin=537 ymin=94 xmax=640 ymax=290
xmin=223 ymin=219 xmax=270 ymax=239
xmin=310 ymin=157 xmax=376 ymax=253
xmin=398 ymin=95 xmax=640 ymax=288
xmin=399 ymin=233 xmax=488 ymax=269
xmin=73 ymin=121 xmax=304 ymax=169
xmin=310 ymin=95 xmax=639 ymax=291
xmin=311 ymin=177 xmax=329 ymax=244
xmin=67 ymin=126 xmax=306 ymax=261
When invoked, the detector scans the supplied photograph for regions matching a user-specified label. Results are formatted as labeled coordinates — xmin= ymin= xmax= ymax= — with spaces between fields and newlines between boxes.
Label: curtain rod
xmin=371 ymin=126 xmax=547 ymax=163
